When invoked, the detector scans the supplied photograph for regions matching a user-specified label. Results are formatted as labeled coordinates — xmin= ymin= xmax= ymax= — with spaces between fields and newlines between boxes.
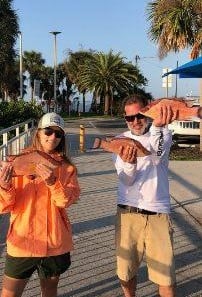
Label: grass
xmin=169 ymin=145 xmax=202 ymax=161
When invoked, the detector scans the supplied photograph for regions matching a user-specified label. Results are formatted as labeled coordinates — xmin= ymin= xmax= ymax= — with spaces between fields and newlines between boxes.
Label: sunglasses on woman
xmin=124 ymin=113 xmax=146 ymax=122
xmin=43 ymin=127 xmax=64 ymax=138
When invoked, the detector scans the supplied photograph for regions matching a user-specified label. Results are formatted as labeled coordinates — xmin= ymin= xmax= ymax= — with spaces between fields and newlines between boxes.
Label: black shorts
xmin=5 ymin=253 xmax=71 ymax=279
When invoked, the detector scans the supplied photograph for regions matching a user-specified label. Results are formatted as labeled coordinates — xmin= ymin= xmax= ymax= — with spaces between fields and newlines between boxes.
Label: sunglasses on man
xmin=43 ymin=127 xmax=64 ymax=138
xmin=124 ymin=113 xmax=146 ymax=122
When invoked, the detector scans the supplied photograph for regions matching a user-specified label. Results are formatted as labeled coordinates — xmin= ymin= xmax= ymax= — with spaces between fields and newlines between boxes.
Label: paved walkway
xmin=0 ymin=118 xmax=201 ymax=296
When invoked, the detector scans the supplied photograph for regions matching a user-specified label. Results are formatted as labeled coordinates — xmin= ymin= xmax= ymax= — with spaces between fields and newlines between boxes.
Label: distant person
xmin=113 ymin=94 xmax=177 ymax=297
xmin=0 ymin=112 xmax=80 ymax=297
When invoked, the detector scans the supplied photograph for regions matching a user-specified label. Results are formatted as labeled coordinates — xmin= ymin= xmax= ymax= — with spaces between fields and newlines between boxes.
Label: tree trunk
xmin=31 ymin=87 xmax=34 ymax=100
xmin=110 ymin=88 xmax=113 ymax=117
xmin=4 ymin=90 xmax=8 ymax=101
xmin=104 ymin=93 xmax=110 ymax=115
xmin=91 ymin=91 xmax=98 ymax=113
xmin=82 ymin=92 xmax=85 ymax=113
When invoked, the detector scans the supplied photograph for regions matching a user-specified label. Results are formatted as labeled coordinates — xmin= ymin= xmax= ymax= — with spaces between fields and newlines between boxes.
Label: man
xmin=113 ymin=94 xmax=177 ymax=297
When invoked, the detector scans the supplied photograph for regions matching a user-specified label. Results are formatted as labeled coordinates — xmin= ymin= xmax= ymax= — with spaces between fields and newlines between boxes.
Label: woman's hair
xmin=29 ymin=128 xmax=73 ymax=165
xmin=122 ymin=94 xmax=148 ymax=113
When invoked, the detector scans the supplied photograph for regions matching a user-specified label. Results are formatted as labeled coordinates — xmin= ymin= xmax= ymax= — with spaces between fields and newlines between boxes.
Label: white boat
xmin=168 ymin=103 xmax=200 ymax=140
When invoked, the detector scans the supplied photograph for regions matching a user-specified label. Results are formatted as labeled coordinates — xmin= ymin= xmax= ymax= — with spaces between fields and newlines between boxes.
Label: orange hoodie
xmin=0 ymin=163 xmax=80 ymax=257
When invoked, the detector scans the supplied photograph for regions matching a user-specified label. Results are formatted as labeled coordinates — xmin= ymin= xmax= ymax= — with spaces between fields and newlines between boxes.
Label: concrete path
xmin=0 ymin=118 xmax=201 ymax=296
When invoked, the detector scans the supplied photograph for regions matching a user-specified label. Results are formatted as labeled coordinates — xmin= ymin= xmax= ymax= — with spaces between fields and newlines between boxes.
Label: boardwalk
xmin=0 ymin=118 xmax=201 ymax=296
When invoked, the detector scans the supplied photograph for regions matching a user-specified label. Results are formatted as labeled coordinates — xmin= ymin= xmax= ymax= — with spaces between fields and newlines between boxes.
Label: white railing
xmin=0 ymin=119 xmax=35 ymax=160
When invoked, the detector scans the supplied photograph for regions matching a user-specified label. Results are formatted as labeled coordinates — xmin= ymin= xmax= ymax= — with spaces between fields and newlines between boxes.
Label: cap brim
xmin=42 ymin=123 xmax=65 ymax=133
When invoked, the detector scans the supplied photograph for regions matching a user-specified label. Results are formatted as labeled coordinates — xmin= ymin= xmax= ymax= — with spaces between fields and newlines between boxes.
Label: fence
xmin=0 ymin=119 xmax=35 ymax=160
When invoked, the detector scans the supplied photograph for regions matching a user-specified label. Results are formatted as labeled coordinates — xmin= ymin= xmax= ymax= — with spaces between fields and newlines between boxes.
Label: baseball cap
xmin=38 ymin=112 xmax=65 ymax=132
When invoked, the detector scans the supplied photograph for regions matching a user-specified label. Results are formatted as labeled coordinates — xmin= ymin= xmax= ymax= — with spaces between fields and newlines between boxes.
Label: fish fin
xmin=93 ymin=137 xmax=102 ymax=149
xmin=105 ymin=136 xmax=114 ymax=141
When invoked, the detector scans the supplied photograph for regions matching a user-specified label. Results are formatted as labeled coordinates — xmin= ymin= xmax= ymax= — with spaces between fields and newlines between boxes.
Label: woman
xmin=0 ymin=112 xmax=80 ymax=297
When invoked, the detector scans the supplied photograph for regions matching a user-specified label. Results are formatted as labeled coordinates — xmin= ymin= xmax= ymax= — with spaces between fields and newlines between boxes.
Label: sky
xmin=13 ymin=0 xmax=200 ymax=100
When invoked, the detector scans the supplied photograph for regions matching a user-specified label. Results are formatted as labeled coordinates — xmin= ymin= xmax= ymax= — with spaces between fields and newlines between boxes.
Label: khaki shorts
xmin=115 ymin=207 xmax=176 ymax=286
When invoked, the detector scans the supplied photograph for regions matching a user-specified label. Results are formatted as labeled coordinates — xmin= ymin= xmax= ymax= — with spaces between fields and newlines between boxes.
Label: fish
xmin=139 ymin=98 xmax=202 ymax=121
xmin=93 ymin=136 xmax=151 ymax=160
xmin=0 ymin=150 xmax=62 ymax=176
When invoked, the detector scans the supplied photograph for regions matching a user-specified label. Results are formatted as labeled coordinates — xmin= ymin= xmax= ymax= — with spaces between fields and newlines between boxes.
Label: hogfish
xmin=93 ymin=137 xmax=151 ymax=161
xmin=0 ymin=150 xmax=62 ymax=176
xmin=139 ymin=98 xmax=202 ymax=121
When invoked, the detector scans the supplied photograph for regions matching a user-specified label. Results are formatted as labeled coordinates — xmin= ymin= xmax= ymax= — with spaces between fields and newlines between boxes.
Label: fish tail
xmin=198 ymin=107 xmax=202 ymax=119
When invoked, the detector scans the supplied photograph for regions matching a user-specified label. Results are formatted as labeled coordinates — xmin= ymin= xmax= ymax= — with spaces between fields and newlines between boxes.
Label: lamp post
xmin=49 ymin=31 xmax=61 ymax=109
xmin=18 ymin=31 xmax=23 ymax=98
xmin=175 ymin=60 xmax=179 ymax=97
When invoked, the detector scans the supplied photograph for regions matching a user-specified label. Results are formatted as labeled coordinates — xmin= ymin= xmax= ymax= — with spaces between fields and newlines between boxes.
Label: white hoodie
xmin=113 ymin=125 xmax=172 ymax=213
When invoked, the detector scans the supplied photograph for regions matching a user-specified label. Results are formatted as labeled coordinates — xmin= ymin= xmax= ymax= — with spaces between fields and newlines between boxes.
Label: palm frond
xmin=147 ymin=0 xmax=201 ymax=59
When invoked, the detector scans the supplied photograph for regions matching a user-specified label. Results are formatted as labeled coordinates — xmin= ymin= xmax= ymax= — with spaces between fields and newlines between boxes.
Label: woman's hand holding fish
xmin=118 ymin=145 xmax=137 ymax=164
xmin=35 ymin=163 xmax=56 ymax=186
xmin=0 ymin=162 xmax=13 ymax=190
xmin=153 ymin=105 xmax=178 ymax=127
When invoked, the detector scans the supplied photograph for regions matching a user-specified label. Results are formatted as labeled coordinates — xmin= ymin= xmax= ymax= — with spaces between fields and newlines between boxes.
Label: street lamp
xmin=49 ymin=31 xmax=61 ymax=108
xmin=18 ymin=31 xmax=23 ymax=98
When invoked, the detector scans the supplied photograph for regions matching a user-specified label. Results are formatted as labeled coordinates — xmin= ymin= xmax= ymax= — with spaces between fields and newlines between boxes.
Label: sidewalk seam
xmin=170 ymin=194 xmax=202 ymax=226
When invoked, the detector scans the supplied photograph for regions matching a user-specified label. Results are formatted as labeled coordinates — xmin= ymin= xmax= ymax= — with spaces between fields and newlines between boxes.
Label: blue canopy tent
xmin=162 ymin=56 xmax=202 ymax=78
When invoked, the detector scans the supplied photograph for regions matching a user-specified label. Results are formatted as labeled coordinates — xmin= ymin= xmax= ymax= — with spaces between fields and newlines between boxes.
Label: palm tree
xmin=78 ymin=50 xmax=146 ymax=115
xmin=40 ymin=65 xmax=54 ymax=103
xmin=23 ymin=51 xmax=46 ymax=99
xmin=0 ymin=0 xmax=19 ymax=100
xmin=3 ymin=58 xmax=27 ymax=100
xmin=147 ymin=0 xmax=202 ymax=59
xmin=64 ymin=50 xmax=94 ymax=113
xmin=147 ymin=0 xmax=202 ymax=151
xmin=56 ymin=63 xmax=74 ymax=112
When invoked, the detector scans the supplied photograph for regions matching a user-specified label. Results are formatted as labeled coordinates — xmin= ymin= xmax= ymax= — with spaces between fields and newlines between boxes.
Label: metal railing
xmin=0 ymin=119 xmax=35 ymax=160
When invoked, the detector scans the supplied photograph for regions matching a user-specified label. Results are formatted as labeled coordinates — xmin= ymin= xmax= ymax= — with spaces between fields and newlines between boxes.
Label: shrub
xmin=0 ymin=100 xmax=44 ymax=129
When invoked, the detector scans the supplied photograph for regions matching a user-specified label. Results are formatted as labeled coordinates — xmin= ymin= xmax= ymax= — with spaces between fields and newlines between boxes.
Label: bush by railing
xmin=0 ymin=119 xmax=35 ymax=159
xmin=0 ymin=100 xmax=44 ymax=129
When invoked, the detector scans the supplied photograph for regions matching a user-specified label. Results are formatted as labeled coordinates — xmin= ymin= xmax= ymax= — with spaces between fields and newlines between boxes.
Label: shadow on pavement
xmin=0 ymin=148 xmax=201 ymax=297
